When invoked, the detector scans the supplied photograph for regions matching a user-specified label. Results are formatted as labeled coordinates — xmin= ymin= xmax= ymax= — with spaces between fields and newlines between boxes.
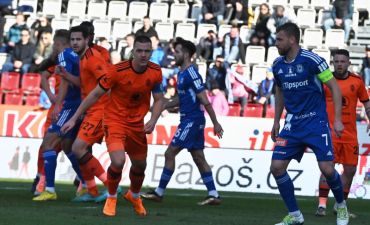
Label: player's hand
xmin=51 ymin=104 xmax=62 ymax=122
xmin=55 ymin=65 xmax=66 ymax=78
xmin=214 ymin=122 xmax=223 ymax=139
xmin=271 ymin=122 xmax=280 ymax=142
xmin=333 ymin=120 xmax=344 ymax=138
xmin=144 ymin=119 xmax=156 ymax=134
xmin=61 ymin=119 xmax=76 ymax=134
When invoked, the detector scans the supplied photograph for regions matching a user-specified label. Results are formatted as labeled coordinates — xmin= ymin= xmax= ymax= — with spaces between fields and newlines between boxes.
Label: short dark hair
xmin=334 ymin=49 xmax=350 ymax=58
xmin=69 ymin=25 xmax=89 ymax=39
xmin=134 ymin=35 xmax=152 ymax=46
xmin=79 ymin=21 xmax=94 ymax=35
xmin=174 ymin=37 xmax=196 ymax=57
xmin=276 ymin=22 xmax=300 ymax=43
xmin=54 ymin=29 xmax=70 ymax=43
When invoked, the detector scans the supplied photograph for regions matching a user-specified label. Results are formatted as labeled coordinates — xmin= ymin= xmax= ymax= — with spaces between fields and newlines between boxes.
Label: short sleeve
xmin=99 ymin=65 xmax=117 ymax=91
xmin=358 ymin=79 xmax=369 ymax=102
xmin=307 ymin=53 xmax=333 ymax=83
xmin=90 ymin=55 xmax=108 ymax=80
xmin=188 ymin=66 xmax=206 ymax=94
xmin=152 ymin=69 xmax=164 ymax=94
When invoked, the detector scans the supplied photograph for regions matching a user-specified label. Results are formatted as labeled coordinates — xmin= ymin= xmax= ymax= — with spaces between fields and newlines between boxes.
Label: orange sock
xmin=129 ymin=166 xmax=145 ymax=194
xmin=107 ymin=165 xmax=122 ymax=195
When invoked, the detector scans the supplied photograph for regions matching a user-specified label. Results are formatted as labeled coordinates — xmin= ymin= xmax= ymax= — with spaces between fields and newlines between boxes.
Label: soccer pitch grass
xmin=0 ymin=179 xmax=369 ymax=225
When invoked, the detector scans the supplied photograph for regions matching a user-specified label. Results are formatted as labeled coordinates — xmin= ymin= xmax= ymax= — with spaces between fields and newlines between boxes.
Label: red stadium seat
xmin=21 ymin=73 xmax=41 ymax=94
xmin=4 ymin=91 xmax=23 ymax=105
xmin=1 ymin=72 xmax=20 ymax=92
xmin=24 ymin=93 xmax=40 ymax=106
xmin=244 ymin=104 xmax=263 ymax=117
xmin=227 ymin=103 xmax=241 ymax=117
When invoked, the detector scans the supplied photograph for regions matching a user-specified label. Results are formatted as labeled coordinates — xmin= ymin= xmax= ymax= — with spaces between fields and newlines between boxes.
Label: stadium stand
xmin=266 ymin=46 xmax=279 ymax=65
xmin=303 ymin=28 xmax=324 ymax=49
xmin=42 ymin=0 xmax=62 ymax=18
xmin=310 ymin=0 xmax=331 ymax=9
xmin=245 ymin=46 xmax=266 ymax=66
xmin=325 ymin=28 xmax=346 ymax=49
xmin=21 ymin=72 xmax=41 ymax=95
xmin=4 ymin=91 xmax=23 ymax=105
xmin=218 ymin=24 xmax=232 ymax=40
xmin=312 ymin=48 xmax=331 ymax=64
xmin=1 ymin=72 xmax=20 ymax=93
xmin=87 ymin=0 xmax=107 ymax=19
xmin=251 ymin=64 xmax=270 ymax=84
xmin=155 ymin=22 xmax=174 ymax=42
xmin=66 ymin=0 xmax=86 ymax=18
xmin=169 ymin=3 xmax=189 ymax=23
xmin=24 ymin=93 xmax=40 ymax=106
xmin=149 ymin=2 xmax=169 ymax=22
xmin=289 ymin=0 xmax=310 ymax=9
xmin=296 ymin=8 xmax=316 ymax=28
xmin=92 ymin=19 xmax=111 ymax=39
xmin=196 ymin=23 xmax=216 ymax=43
xmin=175 ymin=22 xmax=195 ymax=42
xmin=18 ymin=0 xmax=38 ymax=15
xmin=128 ymin=1 xmax=148 ymax=21
xmin=111 ymin=20 xmax=132 ymax=41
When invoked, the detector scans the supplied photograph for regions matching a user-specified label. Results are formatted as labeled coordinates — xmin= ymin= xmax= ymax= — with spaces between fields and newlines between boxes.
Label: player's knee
xmin=72 ymin=139 xmax=89 ymax=157
xmin=344 ymin=166 xmax=357 ymax=178
xmin=110 ymin=157 xmax=125 ymax=170
xmin=270 ymin=164 xmax=285 ymax=177
xmin=164 ymin=149 xmax=177 ymax=161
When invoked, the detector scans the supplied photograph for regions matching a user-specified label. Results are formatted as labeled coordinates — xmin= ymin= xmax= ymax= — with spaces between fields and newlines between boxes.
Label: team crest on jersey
xmin=275 ymin=137 xmax=287 ymax=146
xmin=350 ymin=84 xmax=355 ymax=92
xmin=296 ymin=64 xmax=304 ymax=73
xmin=285 ymin=66 xmax=297 ymax=77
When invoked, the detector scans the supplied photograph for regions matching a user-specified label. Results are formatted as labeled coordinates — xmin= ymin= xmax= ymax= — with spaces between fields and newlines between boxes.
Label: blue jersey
xmin=272 ymin=48 xmax=331 ymax=128
xmin=177 ymin=65 xmax=206 ymax=120
xmin=58 ymin=48 xmax=81 ymax=107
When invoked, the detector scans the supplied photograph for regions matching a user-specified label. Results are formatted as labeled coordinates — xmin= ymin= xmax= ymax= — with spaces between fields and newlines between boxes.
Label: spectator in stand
xmin=161 ymin=39 xmax=179 ymax=90
xmin=361 ymin=46 xmax=370 ymax=87
xmin=249 ymin=3 xmax=271 ymax=48
xmin=2 ymin=28 xmax=35 ymax=75
xmin=135 ymin=16 xmax=158 ymax=39
xmin=207 ymin=80 xmax=229 ymax=116
xmin=0 ymin=1 xmax=12 ymax=51
xmin=224 ymin=0 xmax=249 ymax=24
xmin=206 ymin=55 xmax=227 ymax=93
xmin=267 ymin=5 xmax=294 ymax=46
xmin=197 ymin=30 xmax=218 ymax=63
xmin=200 ymin=0 xmax=225 ymax=26
xmin=120 ymin=33 xmax=134 ymax=60
xmin=149 ymin=35 xmax=164 ymax=65
xmin=30 ymin=16 xmax=52 ymax=44
xmin=110 ymin=50 xmax=121 ymax=65
xmin=161 ymin=84 xmax=179 ymax=116
xmin=226 ymin=65 xmax=258 ymax=116
xmin=323 ymin=0 xmax=353 ymax=43
xmin=6 ymin=13 xmax=28 ymax=53
xmin=98 ymin=37 xmax=112 ymax=51
xmin=221 ymin=25 xmax=246 ymax=65
xmin=255 ymin=69 xmax=275 ymax=117
xmin=30 ymin=31 xmax=52 ymax=72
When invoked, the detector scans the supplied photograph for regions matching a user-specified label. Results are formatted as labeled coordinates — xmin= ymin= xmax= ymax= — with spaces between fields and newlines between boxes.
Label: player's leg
xmin=32 ymin=132 xmax=62 ymax=201
xmin=123 ymin=132 xmax=149 ymax=216
xmin=190 ymin=149 xmax=221 ymax=205
xmin=103 ymin=149 xmax=126 ymax=216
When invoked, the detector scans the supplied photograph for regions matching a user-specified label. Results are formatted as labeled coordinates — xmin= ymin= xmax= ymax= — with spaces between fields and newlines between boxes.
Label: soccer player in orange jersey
xmin=80 ymin=21 xmax=111 ymax=65
xmin=62 ymin=35 xmax=164 ymax=216
xmin=64 ymin=25 xmax=110 ymax=202
xmin=316 ymin=49 xmax=370 ymax=216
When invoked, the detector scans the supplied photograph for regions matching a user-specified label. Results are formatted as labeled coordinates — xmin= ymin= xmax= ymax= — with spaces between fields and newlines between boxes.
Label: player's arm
xmin=163 ymin=96 xmax=179 ymax=109
xmin=56 ymin=66 xmax=80 ymax=87
xmin=362 ymin=101 xmax=370 ymax=133
xmin=40 ymin=70 xmax=56 ymax=104
xmin=61 ymin=84 xmax=107 ymax=133
xmin=144 ymin=92 xmax=165 ymax=134
xmin=271 ymin=85 xmax=284 ymax=142
xmin=197 ymin=90 xmax=223 ymax=138
xmin=52 ymin=78 xmax=68 ymax=121
xmin=324 ymin=77 xmax=343 ymax=137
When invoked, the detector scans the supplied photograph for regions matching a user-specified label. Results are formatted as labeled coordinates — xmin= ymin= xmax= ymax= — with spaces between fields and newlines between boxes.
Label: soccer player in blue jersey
xmin=141 ymin=37 xmax=224 ymax=205
xmin=270 ymin=22 xmax=349 ymax=225
xmin=33 ymin=29 xmax=85 ymax=201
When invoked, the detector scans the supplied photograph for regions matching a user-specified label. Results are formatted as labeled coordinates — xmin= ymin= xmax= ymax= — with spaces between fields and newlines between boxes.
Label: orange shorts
xmin=77 ymin=114 xmax=104 ymax=146
xmin=104 ymin=123 xmax=147 ymax=161
xmin=333 ymin=142 xmax=359 ymax=166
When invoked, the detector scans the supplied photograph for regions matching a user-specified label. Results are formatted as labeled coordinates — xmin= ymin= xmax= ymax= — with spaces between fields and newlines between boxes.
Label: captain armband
xmin=318 ymin=69 xmax=333 ymax=83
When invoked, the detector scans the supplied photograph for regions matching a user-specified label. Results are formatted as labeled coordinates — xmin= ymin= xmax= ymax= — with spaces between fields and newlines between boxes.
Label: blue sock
xmin=326 ymin=170 xmax=344 ymax=204
xmin=43 ymin=150 xmax=57 ymax=188
xmin=201 ymin=171 xmax=218 ymax=197
xmin=156 ymin=167 xmax=174 ymax=195
xmin=274 ymin=172 xmax=299 ymax=212
xmin=66 ymin=151 xmax=85 ymax=184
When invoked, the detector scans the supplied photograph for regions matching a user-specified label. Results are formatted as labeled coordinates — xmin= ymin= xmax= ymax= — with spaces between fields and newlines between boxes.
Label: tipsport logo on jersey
xmin=282 ymin=79 xmax=308 ymax=90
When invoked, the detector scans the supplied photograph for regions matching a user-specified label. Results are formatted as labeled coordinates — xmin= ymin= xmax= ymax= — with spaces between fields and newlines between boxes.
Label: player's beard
xmin=277 ymin=47 xmax=289 ymax=56
xmin=175 ymin=57 xmax=183 ymax=66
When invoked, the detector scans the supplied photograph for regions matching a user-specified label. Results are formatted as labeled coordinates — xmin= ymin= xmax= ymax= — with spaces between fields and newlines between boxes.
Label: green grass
xmin=0 ymin=179 xmax=369 ymax=225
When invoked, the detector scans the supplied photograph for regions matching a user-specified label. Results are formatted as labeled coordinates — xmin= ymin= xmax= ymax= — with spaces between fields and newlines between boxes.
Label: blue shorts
xmin=170 ymin=117 xmax=205 ymax=151
xmin=272 ymin=121 xmax=334 ymax=162
xmin=48 ymin=106 xmax=81 ymax=139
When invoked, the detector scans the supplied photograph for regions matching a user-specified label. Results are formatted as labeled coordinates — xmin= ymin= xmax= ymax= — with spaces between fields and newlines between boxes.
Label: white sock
xmin=289 ymin=210 xmax=302 ymax=218
xmin=155 ymin=187 xmax=164 ymax=196
xmin=45 ymin=187 xmax=55 ymax=193
xmin=208 ymin=190 xmax=219 ymax=198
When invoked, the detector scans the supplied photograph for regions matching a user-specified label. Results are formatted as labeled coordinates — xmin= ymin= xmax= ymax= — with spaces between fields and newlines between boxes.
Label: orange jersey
xmin=325 ymin=73 xmax=369 ymax=144
xmin=99 ymin=60 xmax=162 ymax=128
xmin=80 ymin=47 xmax=109 ymax=114
xmin=92 ymin=44 xmax=111 ymax=65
